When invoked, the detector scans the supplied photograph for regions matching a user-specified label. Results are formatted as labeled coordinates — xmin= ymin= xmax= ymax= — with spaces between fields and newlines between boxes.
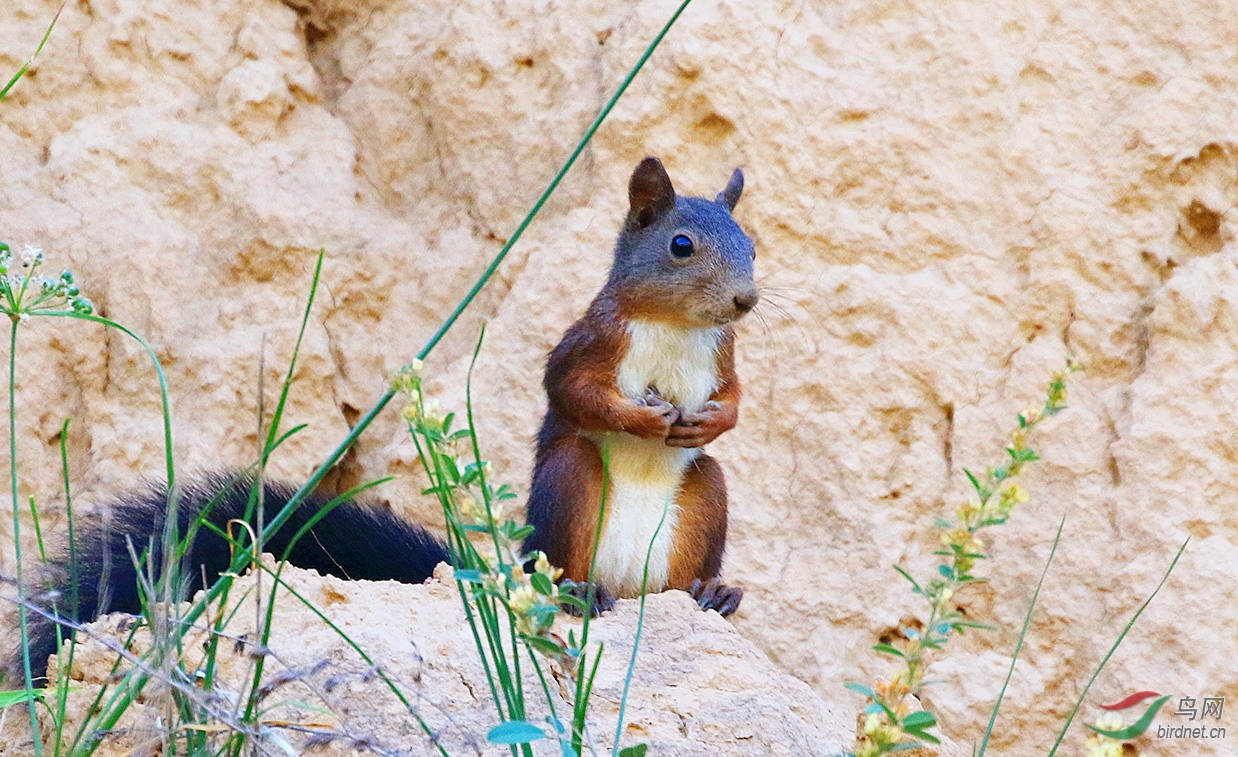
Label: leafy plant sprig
xmin=849 ymin=360 xmax=1079 ymax=756
xmin=393 ymin=352 xmax=607 ymax=756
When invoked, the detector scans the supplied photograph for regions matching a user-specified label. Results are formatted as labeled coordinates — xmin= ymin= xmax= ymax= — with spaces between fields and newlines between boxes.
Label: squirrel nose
xmin=733 ymin=290 xmax=760 ymax=314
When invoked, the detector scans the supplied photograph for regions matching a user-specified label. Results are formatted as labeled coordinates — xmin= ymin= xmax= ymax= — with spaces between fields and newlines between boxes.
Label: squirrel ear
xmin=628 ymin=157 xmax=676 ymax=229
xmin=717 ymin=168 xmax=744 ymax=211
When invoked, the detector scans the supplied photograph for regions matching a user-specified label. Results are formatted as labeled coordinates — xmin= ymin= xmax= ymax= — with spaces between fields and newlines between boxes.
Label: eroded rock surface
xmin=24 ymin=562 xmax=850 ymax=756
xmin=3 ymin=1 xmax=1237 ymax=754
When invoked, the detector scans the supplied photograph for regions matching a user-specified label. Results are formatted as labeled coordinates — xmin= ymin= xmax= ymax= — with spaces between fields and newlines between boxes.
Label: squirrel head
xmin=607 ymin=157 xmax=759 ymax=328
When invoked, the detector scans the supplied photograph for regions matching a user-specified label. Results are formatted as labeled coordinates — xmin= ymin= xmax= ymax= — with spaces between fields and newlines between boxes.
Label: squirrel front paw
xmin=627 ymin=393 xmax=680 ymax=439
xmin=666 ymin=401 xmax=737 ymax=448
xmin=687 ymin=577 xmax=743 ymax=616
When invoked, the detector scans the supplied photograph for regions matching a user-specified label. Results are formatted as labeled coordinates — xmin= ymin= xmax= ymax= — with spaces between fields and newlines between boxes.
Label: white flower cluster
xmin=0 ymin=242 xmax=93 ymax=320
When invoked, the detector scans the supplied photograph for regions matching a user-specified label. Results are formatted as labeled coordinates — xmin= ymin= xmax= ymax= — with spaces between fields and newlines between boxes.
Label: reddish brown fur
xmin=525 ymin=289 xmax=741 ymax=591
xmin=525 ymin=157 xmax=752 ymax=613
xmin=526 ymin=432 xmax=606 ymax=582
xmin=668 ymin=453 xmax=730 ymax=588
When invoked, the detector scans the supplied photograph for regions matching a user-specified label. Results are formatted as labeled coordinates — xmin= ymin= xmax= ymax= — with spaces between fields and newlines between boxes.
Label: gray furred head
xmin=609 ymin=157 xmax=759 ymax=327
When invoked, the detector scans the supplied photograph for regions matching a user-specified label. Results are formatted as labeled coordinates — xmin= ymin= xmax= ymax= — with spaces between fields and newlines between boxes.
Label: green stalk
xmin=0 ymin=4 xmax=62 ymax=100
xmin=411 ymin=429 xmax=508 ymax=721
xmin=53 ymin=418 xmax=77 ymax=756
xmin=571 ymin=447 xmax=611 ymax=753
xmin=9 ymin=320 xmax=44 ymax=757
xmin=234 ymin=251 xmax=324 ymax=749
xmin=50 ymin=0 xmax=694 ymax=743
xmin=39 ymin=312 xmax=174 ymax=489
xmin=976 ymin=517 xmax=1065 ymax=755
xmin=1045 ymin=538 xmax=1189 ymax=756
xmin=259 ymin=566 xmax=450 ymax=755
xmin=461 ymin=327 xmax=530 ymax=742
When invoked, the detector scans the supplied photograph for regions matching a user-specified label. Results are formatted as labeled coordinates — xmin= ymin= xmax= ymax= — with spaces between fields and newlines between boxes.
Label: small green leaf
xmin=872 ymin=643 xmax=905 ymax=658
xmin=0 ymin=689 xmax=44 ymax=706
xmin=530 ymin=572 xmax=554 ymax=595
xmin=523 ymin=635 xmax=565 ymax=657
xmin=487 ymin=720 xmax=546 ymax=745
xmin=506 ymin=524 xmax=535 ymax=542
xmin=558 ymin=594 xmax=588 ymax=611
xmin=619 ymin=745 xmax=648 ymax=757
xmin=525 ymin=603 xmax=559 ymax=629
xmin=893 ymin=565 xmax=924 ymax=595
xmin=951 ymin=619 xmax=997 ymax=632
xmin=901 ymin=711 xmax=936 ymax=729
xmin=963 ymin=468 xmax=985 ymax=496
xmin=843 ymin=682 xmax=878 ymax=700
xmin=901 ymin=731 xmax=941 ymax=745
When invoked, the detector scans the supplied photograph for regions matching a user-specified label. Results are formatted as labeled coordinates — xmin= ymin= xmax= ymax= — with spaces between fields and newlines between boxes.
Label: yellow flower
xmin=999 ymin=484 xmax=1029 ymax=507
xmin=533 ymin=551 xmax=563 ymax=582
xmin=863 ymin=712 xmax=883 ymax=735
xmin=956 ymin=500 xmax=980 ymax=521
xmin=1084 ymin=714 xmax=1125 ymax=757
xmin=390 ymin=360 xmax=424 ymax=394
xmin=509 ymin=584 xmax=538 ymax=613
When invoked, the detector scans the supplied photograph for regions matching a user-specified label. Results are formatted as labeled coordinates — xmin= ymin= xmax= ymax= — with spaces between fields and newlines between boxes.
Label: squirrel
xmin=523 ymin=156 xmax=756 ymax=615
xmin=6 ymin=157 xmax=757 ymax=684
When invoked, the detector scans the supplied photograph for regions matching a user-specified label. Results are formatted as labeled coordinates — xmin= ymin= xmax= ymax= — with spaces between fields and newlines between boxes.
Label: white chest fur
xmin=589 ymin=320 xmax=723 ymax=597
xmin=616 ymin=320 xmax=724 ymax=412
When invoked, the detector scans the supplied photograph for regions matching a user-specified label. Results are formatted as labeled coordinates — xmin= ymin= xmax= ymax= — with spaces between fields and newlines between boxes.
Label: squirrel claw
xmin=558 ymin=581 xmax=616 ymax=617
xmin=687 ymin=577 xmax=743 ymax=616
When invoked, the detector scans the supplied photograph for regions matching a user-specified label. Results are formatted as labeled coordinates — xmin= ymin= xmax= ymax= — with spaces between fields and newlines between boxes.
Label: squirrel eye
xmin=670 ymin=234 xmax=695 ymax=258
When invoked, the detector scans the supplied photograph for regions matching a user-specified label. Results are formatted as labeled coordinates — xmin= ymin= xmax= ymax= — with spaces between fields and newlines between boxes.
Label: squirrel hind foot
xmin=687 ymin=577 xmax=742 ymax=617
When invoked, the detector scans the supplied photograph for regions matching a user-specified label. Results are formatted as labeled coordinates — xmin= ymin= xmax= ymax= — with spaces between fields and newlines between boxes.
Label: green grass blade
xmin=54 ymin=417 xmax=78 ymax=755
xmin=1045 ymin=538 xmax=1189 ymax=756
xmin=8 ymin=321 xmax=44 ymax=757
xmin=976 ymin=517 xmax=1065 ymax=756
xmin=31 ymin=0 xmax=694 ymax=742
xmin=38 ymin=311 xmax=174 ymax=491
xmin=259 ymin=565 xmax=451 ymax=756
xmin=416 ymin=0 xmax=695 ymax=364
xmin=0 ymin=4 xmax=62 ymax=100
xmin=260 ymin=250 xmax=323 ymax=459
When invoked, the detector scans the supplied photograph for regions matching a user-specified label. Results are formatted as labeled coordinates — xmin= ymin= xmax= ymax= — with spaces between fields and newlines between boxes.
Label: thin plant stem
xmin=53 ymin=417 xmax=77 ymax=755
xmin=260 ymin=567 xmax=452 ymax=756
xmin=8 ymin=320 xmax=44 ymax=757
xmin=572 ymin=447 xmax=611 ymax=753
xmin=976 ymin=517 xmax=1065 ymax=755
xmin=16 ymin=0 xmax=693 ymax=746
xmin=0 ymin=4 xmax=63 ymax=100
xmin=1045 ymin=538 xmax=1189 ymax=756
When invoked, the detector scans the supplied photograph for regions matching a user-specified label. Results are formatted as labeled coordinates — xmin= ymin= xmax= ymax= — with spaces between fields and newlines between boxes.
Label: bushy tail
xmin=9 ymin=474 xmax=449 ymax=685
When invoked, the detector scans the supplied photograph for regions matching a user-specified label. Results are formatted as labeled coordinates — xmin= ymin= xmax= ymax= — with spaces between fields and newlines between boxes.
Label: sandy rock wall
xmin=3 ymin=0 xmax=1237 ymax=754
